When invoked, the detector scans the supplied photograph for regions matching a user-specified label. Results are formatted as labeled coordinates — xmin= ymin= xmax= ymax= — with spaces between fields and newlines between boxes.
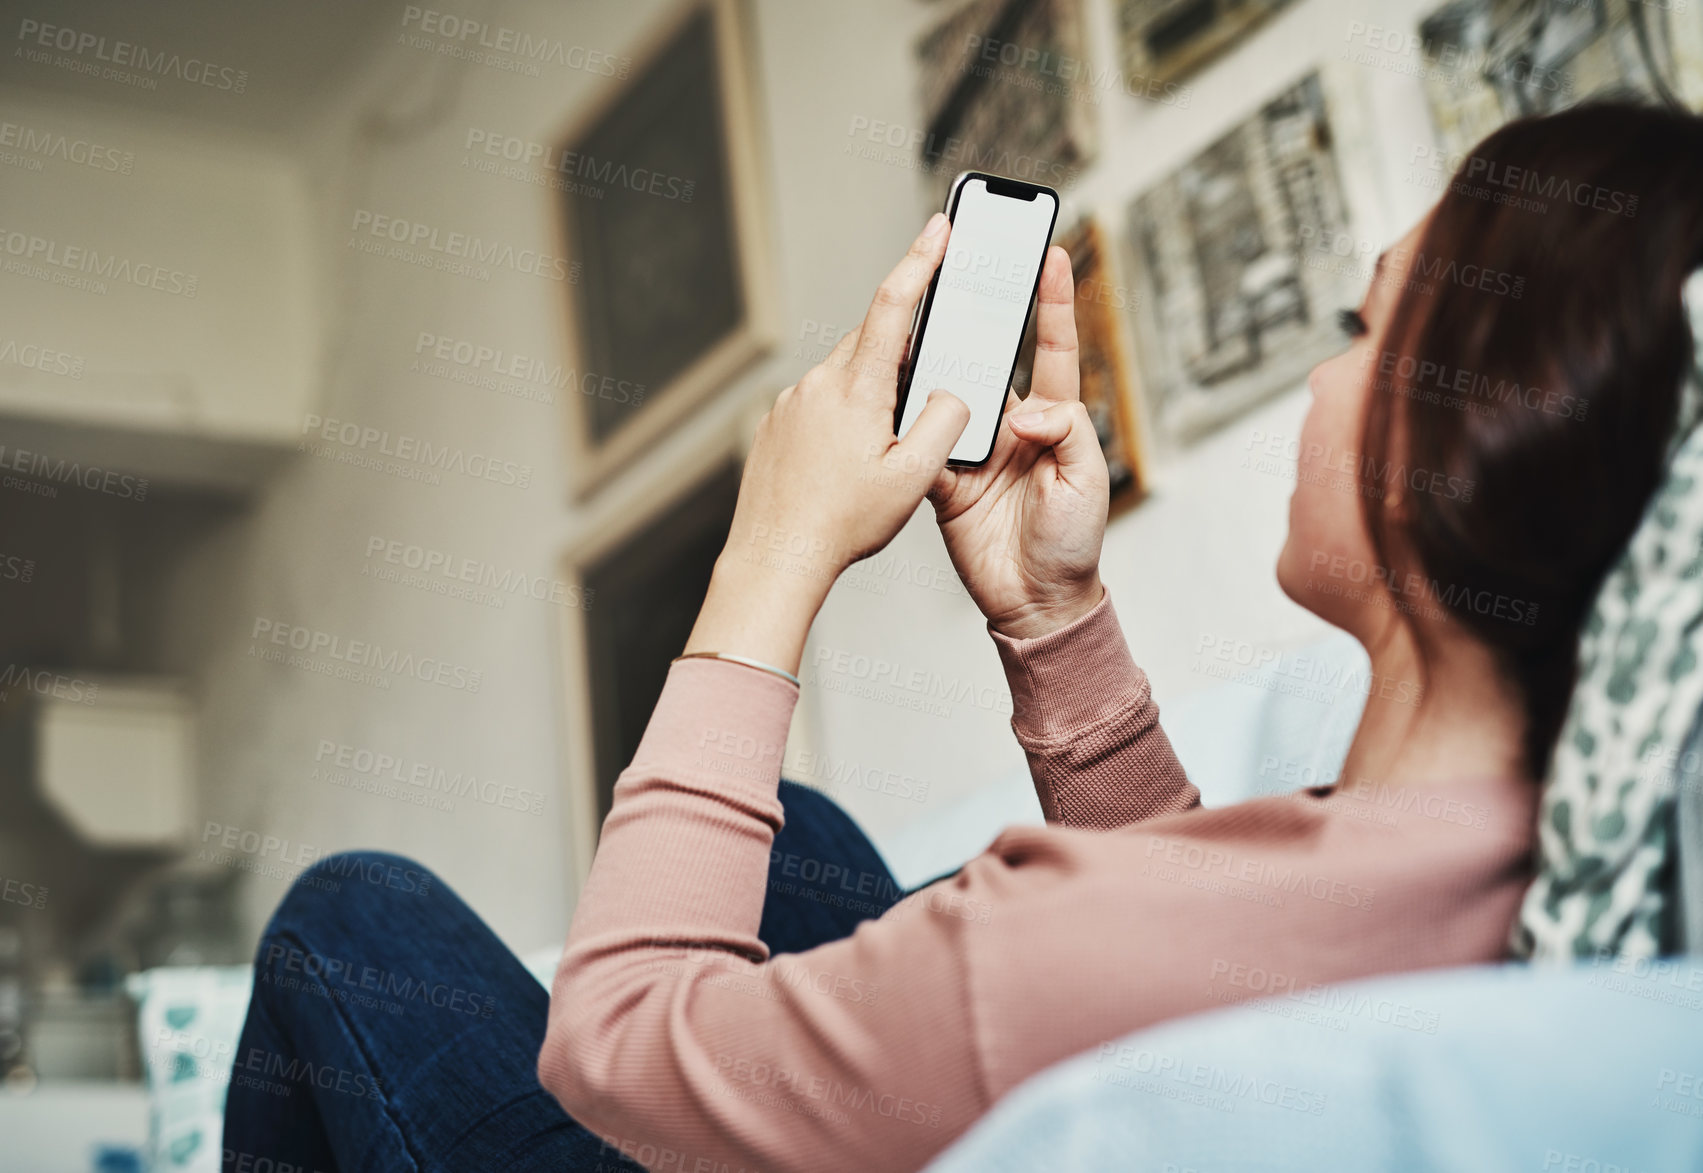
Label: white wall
xmin=0 ymin=91 xmax=320 ymax=485
xmin=13 ymin=0 xmax=1456 ymax=954
xmin=0 ymin=91 xmax=323 ymax=490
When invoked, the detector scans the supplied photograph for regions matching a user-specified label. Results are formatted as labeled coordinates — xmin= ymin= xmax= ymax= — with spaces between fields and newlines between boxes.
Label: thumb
xmin=894 ymin=389 xmax=971 ymax=477
xmin=1007 ymin=400 xmax=1101 ymax=475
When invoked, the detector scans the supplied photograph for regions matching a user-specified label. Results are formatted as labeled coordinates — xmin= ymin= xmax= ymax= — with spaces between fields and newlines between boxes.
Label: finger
xmin=824 ymin=324 xmax=862 ymax=372
xmin=1030 ymin=247 xmax=1081 ymax=404
xmin=1007 ymin=400 xmax=1101 ymax=480
xmin=851 ymin=214 xmax=950 ymax=390
xmin=893 ymin=389 xmax=971 ymax=486
xmin=887 ymin=329 xmax=914 ymax=388
xmin=926 ymin=461 xmax=960 ymax=508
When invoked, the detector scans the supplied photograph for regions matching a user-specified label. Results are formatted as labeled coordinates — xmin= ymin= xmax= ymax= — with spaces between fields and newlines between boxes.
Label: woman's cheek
xmin=1277 ymin=425 xmax=1324 ymax=597
xmin=1278 ymin=361 xmax=1368 ymax=607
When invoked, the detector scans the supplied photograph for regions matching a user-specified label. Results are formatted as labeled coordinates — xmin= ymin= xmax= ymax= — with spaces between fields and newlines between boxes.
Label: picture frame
xmin=914 ymin=0 xmax=1096 ymax=203
xmin=1122 ymin=70 xmax=1359 ymax=445
xmin=1115 ymin=0 xmax=1297 ymax=89
xmin=551 ymin=0 xmax=778 ymax=499
xmin=1012 ymin=218 xmax=1150 ymax=514
xmin=1416 ymin=0 xmax=1703 ymax=157
xmin=554 ymin=409 xmax=759 ymax=888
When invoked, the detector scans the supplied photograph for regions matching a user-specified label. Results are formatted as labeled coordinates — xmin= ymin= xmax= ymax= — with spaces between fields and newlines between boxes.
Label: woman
xmin=224 ymin=102 xmax=1703 ymax=1172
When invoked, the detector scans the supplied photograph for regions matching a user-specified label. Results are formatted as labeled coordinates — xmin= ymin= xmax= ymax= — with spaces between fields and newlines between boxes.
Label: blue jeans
xmin=222 ymin=782 xmax=912 ymax=1172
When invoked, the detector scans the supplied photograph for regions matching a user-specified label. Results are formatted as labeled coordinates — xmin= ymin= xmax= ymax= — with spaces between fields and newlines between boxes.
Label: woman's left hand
xmin=684 ymin=213 xmax=972 ymax=674
xmin=926 ymin=246 xmax=1109 ymax=641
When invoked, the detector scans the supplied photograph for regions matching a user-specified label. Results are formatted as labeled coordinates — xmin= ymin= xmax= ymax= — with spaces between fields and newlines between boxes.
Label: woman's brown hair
xmin=1362 ymin=101 xmax=1703 ymax=779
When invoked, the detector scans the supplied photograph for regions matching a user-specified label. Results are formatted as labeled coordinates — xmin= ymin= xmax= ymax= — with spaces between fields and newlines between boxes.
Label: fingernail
xmin=923 ymin=213 xmax=948 ymax=240
xmin=1011 ymin=413 xmax=1044 ymax=427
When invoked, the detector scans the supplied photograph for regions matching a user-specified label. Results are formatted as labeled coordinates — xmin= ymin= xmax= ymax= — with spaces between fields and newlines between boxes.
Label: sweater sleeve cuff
xmin=623 ymin=657 xmax=802 ymax=816
xmin=989 ymin=591 xmax=1148 ymax=741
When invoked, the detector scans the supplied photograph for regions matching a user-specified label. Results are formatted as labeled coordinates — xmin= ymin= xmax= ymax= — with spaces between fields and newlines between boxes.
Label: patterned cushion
xmin=125 ymin=966 xmax=253 ymax=1173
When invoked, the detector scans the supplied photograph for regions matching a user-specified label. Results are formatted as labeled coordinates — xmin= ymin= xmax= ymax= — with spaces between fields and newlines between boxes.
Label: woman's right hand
xmin=928 ymin=246 xmax=1110 ymax=640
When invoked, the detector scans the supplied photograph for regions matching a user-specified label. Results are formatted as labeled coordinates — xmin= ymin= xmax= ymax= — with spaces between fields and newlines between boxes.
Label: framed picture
xmin=1116 ymin=0 xmax=1297 ymax=89
xmin=1123 ymin=70 xmax=1358 ymax=445
xmin=914 ymin=0 xmax=1096 ymax=203
xmin=555 ymin=412 xmax=757 ymax=884
xmin=1011 ymin=219 xmax=1150 ymax=513
xmin=553 ymin=0 xmax=778 ymax=498
xmin=1417 ymin=0 xmax=1703 ymax=157
xmin=579 ymin=461 xmax=742 ymax=824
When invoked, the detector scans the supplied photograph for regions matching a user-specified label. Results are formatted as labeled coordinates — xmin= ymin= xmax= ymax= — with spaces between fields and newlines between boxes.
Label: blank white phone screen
xmin=896 ymin=177 xmax=1056 ymax=463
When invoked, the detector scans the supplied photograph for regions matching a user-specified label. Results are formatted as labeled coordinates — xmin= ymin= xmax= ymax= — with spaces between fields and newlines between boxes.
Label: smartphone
xmin=894 ymin=171 xmax=1061 ymax=466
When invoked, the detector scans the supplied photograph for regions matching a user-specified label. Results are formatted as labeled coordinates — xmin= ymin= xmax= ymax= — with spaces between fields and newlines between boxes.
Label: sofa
xmin=120 ymin=627 xmax=1703 ymax=1170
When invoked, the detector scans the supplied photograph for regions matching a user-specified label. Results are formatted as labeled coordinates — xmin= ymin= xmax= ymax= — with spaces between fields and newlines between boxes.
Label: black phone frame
xmin=892 ymin=170 xmax=1061 ymax=467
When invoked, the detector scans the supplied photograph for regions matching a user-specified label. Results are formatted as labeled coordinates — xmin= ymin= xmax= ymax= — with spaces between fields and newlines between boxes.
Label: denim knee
xmin=258 ymin=850 xmax=440 ymax=948
xmin=301 ymin=850 xmax=437 ymax=898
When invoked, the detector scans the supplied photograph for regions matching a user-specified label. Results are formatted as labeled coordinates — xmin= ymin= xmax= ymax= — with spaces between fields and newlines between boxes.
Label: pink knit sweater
xmin=540 ymin=595 xmax=1537 ymax=1172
